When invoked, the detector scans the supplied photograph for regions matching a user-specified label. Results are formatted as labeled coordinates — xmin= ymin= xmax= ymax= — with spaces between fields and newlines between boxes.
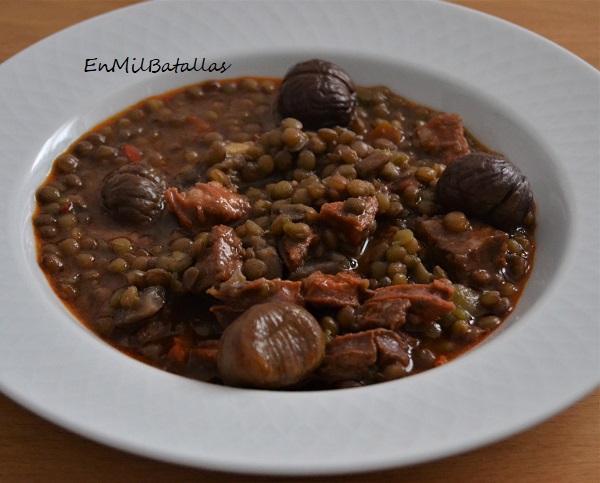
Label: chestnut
xmin=217 ymin=302 xmax=325 ymax=389
xmin=101 ymin=163 xmax=166 ymax=224
xmin=436 ymin=152 xmax=533 ymax=231
xmin=277 ymin=59 xmax=357 ymax=129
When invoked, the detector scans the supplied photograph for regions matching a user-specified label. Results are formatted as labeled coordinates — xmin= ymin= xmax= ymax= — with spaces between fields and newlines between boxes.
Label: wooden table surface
xmin=1 ymin=1 xmax=598 ymax=481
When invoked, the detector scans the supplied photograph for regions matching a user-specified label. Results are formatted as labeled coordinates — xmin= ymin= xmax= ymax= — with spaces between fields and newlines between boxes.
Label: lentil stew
xmin=33 ymin=60 xmax=535 ymax=390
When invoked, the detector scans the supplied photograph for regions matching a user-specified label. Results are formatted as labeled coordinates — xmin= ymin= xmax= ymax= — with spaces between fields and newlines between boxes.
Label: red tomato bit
xmin=123 ymin=144 xmax=142 ymax=163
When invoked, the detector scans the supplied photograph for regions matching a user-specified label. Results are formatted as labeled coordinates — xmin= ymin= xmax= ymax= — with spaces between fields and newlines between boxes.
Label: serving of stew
xmin=33 ymin=60 xmax=535 ymax=390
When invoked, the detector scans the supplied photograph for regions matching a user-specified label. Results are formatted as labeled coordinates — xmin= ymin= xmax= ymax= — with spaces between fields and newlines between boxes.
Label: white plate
xmin=0 ymin=0 xmax=598 ymax=476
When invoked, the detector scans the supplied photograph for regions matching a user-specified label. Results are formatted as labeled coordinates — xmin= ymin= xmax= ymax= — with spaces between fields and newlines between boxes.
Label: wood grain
xmin=1 ymin=1 xmax=598 ymax=482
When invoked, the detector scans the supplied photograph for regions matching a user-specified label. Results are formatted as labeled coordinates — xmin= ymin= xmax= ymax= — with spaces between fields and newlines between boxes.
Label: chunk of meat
xmin=365 ymin=278 xmax=455 ymax=326
xmin=375 ymin=330 xmax=413 ymax=368
xmin=357 ymin=296 xmax=411 ymax=330
xmin=207 ymin=276 xmax=303 ymax=326
xmin=415 ymin=217 xmax=508 ymax=288
xmin=217 ymin=302 xmax=325 ymax=389
xmin=320 ymin=330 xmax=377 ymax=382
xmin=164 ymin=182 xmax=250 ymax=230
xmin=414 ymin=113 xmax=470 ymax=164
xmin=289 ymin=257 xmax=352 ymax=280
xmin=183 ymin=225 xmax=243 ymax=293
xmin=301 ymin=270 xmax=369 ymax=308
xmin=319 ymin=196 xmax=378 ymax=245
xmin=279 ymin=230 xmax=318 ymax=271
xmin=318 ymin=329 xmax=412 ymax=384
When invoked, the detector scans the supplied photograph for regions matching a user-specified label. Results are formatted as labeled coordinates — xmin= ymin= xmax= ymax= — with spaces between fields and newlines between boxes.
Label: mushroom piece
xmin=114 ymin=286 xmax=166 ymax=328
xmin=101 ymin=163 xmax=167 ymax=224
xmin=217 ymin=302 xmax=325 ymax=389
xmin=277 ymin=59 xmax=357 ymax=129
xmin=436 ymin=153 xmax=533 ymax=231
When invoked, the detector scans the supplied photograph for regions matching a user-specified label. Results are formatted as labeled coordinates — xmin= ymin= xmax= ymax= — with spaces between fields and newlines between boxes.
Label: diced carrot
xmin=167 ymin=336 xmax=191 ymax=365
xmin=123 ymin=144 xmax=142 ymax=163
xmin=368 ymin=121 xmax=404 ymax=144
xmin=186 ymin=116 xmax=213 ymax=134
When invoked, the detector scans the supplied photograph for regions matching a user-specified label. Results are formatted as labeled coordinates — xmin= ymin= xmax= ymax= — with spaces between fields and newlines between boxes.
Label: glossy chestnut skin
xmin=217 ymin=302 xmax=325 ymax=389
xmin=101 ymin=163 xmax=166 ymax=224
xmin=277 ymin=59 xmax=357 ymax=129
xmin=436 ymin=153 xmax=533 ymax=231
